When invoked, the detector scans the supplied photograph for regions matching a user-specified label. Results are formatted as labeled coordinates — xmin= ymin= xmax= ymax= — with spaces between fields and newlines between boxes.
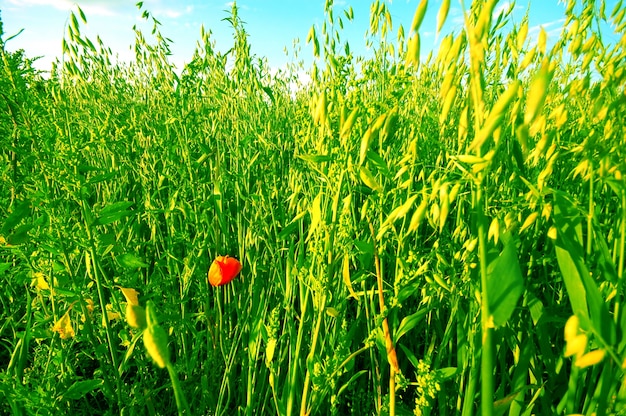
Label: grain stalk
xmin=369 ymin=221 xmax=399 ymax=416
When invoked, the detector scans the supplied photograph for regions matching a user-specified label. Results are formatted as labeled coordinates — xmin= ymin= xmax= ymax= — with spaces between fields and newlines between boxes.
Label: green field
xmin=1 ymin=0 xmax=626 ymax=414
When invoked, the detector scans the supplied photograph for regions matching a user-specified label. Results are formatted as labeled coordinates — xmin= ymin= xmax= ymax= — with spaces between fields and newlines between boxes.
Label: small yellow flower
xmin=84 ymin=298 xmax=95 ymax=315
xmin=31 ymin=272 xmax=50 ymax=291
xmin=81 ymin=298 xmax=95 ymax=322
xmin=103 ymin=304 xmax=121 ymax=327
xmin=564 ymin=334 xmax=588 ymax=358
xmin=564 ymin=315 xmax=579 ymax=341
xmin=575 ymin=349 xmax=606 ymax=369
xmin=52 ymin=310 xmax=75 ymax=340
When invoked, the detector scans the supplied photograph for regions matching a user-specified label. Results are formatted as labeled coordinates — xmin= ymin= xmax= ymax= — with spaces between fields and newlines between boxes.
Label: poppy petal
xmin=208 ymin=256 xmax=242 ymax=287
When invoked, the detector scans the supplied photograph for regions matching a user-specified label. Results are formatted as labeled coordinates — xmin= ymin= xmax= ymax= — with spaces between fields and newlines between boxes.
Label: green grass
xmin=1 ymin=0 xmax=626 ymax=414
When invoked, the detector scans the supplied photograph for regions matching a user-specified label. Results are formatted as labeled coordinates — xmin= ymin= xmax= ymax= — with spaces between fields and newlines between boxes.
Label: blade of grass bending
xmin=369 ymin=221 xmax=399 ymax=416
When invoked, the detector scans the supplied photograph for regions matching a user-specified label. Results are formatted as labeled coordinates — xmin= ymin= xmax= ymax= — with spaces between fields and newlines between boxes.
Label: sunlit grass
xmin=1 ymin=0 xmax=625 ymax=415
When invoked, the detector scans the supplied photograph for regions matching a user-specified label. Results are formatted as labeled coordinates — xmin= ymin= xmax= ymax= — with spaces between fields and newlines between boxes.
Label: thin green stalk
xmin=475 ymin=184 xmax=494 ymax=416
xmin=615 ymin=190 xmax=626 ymax=327
xmin=286 ymin=280 xmax=309 ymax=416
xmin=166 ymin=362 xmax=190 ymax=415
xmin=81 ymin=206 xmax=123 ymax=407
xmin=618 ymin=190 xmax=626 ymax=280
xmin=586 ymin=167 xmax=594 ymax=258
xmin=300 ymin=292 xmax=326 ymax=416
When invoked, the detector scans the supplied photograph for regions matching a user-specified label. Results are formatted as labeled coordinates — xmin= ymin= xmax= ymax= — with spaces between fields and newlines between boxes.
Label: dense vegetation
xmin=1 ymin=0 xmax=625 ymax=414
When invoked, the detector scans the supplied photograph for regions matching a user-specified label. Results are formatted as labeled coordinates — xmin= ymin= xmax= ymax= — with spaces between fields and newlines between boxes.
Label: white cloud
xmin=152 ymin=5 xmax=195 ymax=19
xmin=6 ymin=0 xmax=121 ymax=16
xmin=7 ymin=0 xmax=73 ymax=11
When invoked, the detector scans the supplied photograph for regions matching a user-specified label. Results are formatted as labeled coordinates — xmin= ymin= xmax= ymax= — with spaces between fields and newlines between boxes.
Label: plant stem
xmin=167 ymin=362 xmax=190 ymax=415
xmin=475 ymin=184 xmax=494 ymax=416
xmin=300 ymin=292 xmax=326 ymax=416
xmin=369 ymin=222 xmax=398 ymax=416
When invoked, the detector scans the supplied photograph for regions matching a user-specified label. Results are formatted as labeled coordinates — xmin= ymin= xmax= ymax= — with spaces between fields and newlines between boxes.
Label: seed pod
xmin=143 ymin=301 xmax=170 ymax=368
xmin=410 ymin=0 xmax=428 ymax=34
xmin=408 ymin=197 xmax=428 ymax=234
xmin=126 ymin=303 xmax=146 ymax=330
xmin=144 ymin=324 xmax=170 ymax=368
xmin=340 ymin=107 xmax=359 ymax=142
xmin=405 ymin=34 xmax=420 ymax=67
xmin=436 ymin=0 xmax=450 ymax=35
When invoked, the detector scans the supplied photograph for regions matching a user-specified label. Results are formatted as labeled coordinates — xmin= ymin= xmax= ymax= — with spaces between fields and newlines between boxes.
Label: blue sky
xmin=0 ymin=0 xmax=620 ymax=75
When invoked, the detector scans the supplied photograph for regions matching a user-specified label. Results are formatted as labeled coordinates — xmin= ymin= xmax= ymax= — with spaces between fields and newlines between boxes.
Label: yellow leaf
xmin=32 ymin=272 xmax=50 ymax=291
xmin=265 ymin=338 xmax=277 ymax=367
xmin=119 ymin=287 xmax=140 ymax=306
xmin=342 ymin=254 xmax=358 ymax=299
xmin=143 ymin=302 xmax=171 ymax=369
xmin=308 ymin=193 xmax=323 ymax=239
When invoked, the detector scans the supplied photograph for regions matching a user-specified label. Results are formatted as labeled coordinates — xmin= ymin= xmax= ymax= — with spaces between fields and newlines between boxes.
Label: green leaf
xmin=95 ymin=201 xmax=134 ymax=225
xmin=77 ymin=5 xmax=87 ymax=23
xmin=63 ymin=379 xmax=103 ymax=400
xmin=1 ymin=201 xmax=31 ymax=235
xmin=7 ymin=223 xmax=33 ymax=245
xmin=486 ymin=234 xmax=524 ymax=327
xmin=394 ymin=307 xmax=429 ymax=342
xmin=117 ymin=253 xmax=148 ymax=269
xmin=553 ymin=192 xmax=615 ymax=343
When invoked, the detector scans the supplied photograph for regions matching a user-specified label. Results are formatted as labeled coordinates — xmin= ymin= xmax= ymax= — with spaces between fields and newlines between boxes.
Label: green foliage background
xmin=1 ymin=1 xmax=625 ymax=415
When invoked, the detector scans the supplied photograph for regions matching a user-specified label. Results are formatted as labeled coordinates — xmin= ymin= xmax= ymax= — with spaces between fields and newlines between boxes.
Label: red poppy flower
xmin=208 ymin=255 xmax=242 ymax=287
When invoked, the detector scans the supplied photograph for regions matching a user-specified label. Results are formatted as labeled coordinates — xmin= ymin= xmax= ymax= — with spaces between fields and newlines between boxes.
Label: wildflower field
xmin=1 ymin=0 xmax=626 ymax=414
